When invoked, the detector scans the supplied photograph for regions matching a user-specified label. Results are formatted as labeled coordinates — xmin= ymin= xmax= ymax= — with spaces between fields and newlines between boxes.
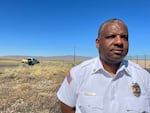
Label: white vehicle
xmin=21 ymin=58 xmax=40 ymax=65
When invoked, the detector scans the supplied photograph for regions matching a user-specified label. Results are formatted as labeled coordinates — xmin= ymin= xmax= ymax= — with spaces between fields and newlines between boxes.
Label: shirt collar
xmin=91 ymin=57 xmax=131 ymax=76
xmin=118 ymin=60 xmax=131 ymax=76
xmin=91 ymin=56 xmax=104 ymax=74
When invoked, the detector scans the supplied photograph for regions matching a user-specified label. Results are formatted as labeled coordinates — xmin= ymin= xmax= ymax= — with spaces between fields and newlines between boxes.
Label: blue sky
xmin=0 ymin=0 xmax=150 ymax=57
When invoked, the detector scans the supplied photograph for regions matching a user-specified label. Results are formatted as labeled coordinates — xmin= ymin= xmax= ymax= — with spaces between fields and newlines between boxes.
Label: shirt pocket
xmin=77 ymin=93 xmax=103 ymax=113
xmin=125 ymin=97 xmax=150 ymax=113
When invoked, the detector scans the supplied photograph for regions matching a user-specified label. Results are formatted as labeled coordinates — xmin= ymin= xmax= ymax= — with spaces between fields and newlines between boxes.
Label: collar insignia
xmin=131 ymin=82 xmax=141 ymax=97
xmin=66 ymin=72 xmax=72 ymax=84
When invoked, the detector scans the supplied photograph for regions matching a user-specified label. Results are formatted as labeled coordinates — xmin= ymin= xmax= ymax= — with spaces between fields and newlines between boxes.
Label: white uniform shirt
xmin=57 ymin=56 xmax=150 ymax=113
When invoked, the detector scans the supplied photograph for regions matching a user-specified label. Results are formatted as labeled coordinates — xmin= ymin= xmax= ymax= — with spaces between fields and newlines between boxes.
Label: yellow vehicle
xmin=21 ymin=59 xmax=28 ymax=63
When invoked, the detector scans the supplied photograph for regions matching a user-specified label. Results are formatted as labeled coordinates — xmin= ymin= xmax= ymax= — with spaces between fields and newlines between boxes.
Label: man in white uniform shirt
xmin=57 ymin=18 xmax=150 ymax=113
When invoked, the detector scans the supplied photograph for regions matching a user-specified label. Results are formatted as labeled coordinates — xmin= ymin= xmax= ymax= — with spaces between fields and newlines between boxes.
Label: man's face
xmin=96 ymin=22 xmax=128 ymax=64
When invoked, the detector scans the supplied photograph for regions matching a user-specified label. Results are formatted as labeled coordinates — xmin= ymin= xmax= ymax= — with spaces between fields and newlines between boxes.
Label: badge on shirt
xmin=84 ymin=92 xmax=96 ymax=96
xmin=130 ymin=82 xmax=141 ymax=97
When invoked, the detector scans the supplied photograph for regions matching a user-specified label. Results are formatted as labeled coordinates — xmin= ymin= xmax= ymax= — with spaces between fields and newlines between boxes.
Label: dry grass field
xmin=0 ymin=58 xmax=150 ymax=113
xmin=0 ymin=59 xmax=74 ymax=113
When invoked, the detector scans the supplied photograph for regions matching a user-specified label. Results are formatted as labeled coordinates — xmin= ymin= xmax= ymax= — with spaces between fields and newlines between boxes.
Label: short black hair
xmin=98 ymin=18 xmax=128 ymax=38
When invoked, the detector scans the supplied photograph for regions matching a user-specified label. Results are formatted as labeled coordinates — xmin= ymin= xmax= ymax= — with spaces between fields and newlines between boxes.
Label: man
xmin=57 ymin=18 xmax=150 ymax=113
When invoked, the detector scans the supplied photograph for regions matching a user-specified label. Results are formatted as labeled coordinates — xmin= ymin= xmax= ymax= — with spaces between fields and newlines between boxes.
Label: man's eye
xmin=121 ymin=35 xmax=128 ymax=40
xmin=105 ymin=35 xmax=116 ymax=39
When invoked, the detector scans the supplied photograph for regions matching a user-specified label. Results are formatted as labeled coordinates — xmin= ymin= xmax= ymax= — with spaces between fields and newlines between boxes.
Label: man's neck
xmin=101 ymin=59 xmax=121 ymax=77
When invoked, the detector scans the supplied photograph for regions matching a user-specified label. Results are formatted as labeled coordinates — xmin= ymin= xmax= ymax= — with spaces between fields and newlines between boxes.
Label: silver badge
xmin=131 ymin=82 xmax=141 ymax=97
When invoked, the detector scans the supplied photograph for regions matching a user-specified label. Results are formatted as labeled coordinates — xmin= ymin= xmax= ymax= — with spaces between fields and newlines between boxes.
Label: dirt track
xmin=0 ymin=63 xmax=20 ymax=71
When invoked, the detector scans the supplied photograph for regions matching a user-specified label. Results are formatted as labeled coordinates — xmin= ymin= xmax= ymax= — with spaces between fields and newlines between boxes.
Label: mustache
xmin=111 ymin=47 xmax=124 ymax=51
xmin=114 ymin=43 xmax=123 ymax=48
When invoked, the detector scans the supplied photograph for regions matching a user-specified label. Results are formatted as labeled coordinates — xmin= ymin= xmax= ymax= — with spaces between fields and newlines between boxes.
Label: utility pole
xmin=73 ymin=46 xmax=76 ymax=66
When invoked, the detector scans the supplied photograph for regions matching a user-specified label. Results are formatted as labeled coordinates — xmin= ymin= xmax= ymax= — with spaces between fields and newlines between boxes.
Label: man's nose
xmin=115 ymin=35 xmax=123 ymax=44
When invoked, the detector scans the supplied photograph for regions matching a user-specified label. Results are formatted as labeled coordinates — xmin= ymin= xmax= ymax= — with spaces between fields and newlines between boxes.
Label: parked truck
xmin=21 ymin=57 xmax=40 ymax=65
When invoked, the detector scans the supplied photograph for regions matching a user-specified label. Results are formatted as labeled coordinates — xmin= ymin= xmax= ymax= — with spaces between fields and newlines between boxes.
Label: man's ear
xmin=96 ymin=38 xmax=99 ymax=48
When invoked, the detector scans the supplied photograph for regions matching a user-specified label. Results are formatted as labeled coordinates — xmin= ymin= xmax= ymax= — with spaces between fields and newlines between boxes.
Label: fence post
xmin=144 ymin=55 xmax=146 ymax=68
xmin=136 ymin=55 xmax=138 ymax=64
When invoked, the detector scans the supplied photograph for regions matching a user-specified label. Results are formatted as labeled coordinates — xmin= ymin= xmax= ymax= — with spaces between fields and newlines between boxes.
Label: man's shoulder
xmin=128 ymin=60 xmax=144 ymax=69
xmin=71 ymin=57 xmax=97 ymax=72
xmin=76 ymin=57 xmax=97 ymax=68
xmin=127 ymin=60 xmax=150 ymax=74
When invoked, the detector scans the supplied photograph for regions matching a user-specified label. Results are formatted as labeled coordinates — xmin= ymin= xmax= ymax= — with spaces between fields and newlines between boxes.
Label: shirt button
xmin=93 ymin=69 xmax=96 ymax=72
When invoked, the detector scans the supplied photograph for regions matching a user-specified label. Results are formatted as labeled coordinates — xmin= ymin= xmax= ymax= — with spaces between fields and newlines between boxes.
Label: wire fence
xmin=125 ymin=55 xmax=150 ymax=69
